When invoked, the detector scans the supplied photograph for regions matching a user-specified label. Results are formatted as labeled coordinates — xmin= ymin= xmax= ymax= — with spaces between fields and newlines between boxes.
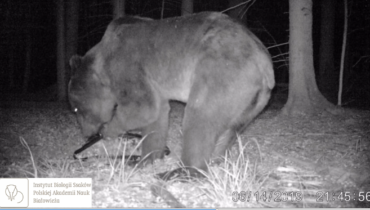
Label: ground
xmin=1 ymin=93 xmax=369 ymax=208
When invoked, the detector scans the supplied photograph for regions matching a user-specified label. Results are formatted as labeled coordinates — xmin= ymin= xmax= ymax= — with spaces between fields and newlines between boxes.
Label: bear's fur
xmin=68 ymin=12 xmax=275 ymax=179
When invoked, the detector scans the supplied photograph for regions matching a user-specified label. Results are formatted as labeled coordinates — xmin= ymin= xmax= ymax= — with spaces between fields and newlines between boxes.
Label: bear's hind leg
xmin=157 ymin=105 xmax=225 ymax=181
xmin=211 ymin=128 xmax=237 ymax=163
xmin=213 ymin=87 xmax=272 ymax=162
xmin=181 ymin=105 xmax=227 ymax=172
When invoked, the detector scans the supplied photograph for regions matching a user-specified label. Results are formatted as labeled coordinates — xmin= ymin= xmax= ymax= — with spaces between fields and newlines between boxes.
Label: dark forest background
xmin=0 ymin=0 xmax=369 ymax=108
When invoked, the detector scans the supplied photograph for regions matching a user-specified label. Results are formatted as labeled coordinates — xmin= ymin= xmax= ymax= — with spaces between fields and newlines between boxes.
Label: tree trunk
xmin=65 ymin=0 xmax=79 ymax=87
xmin=181 ymin=0 xmax=193 ymax=16
xmin=318 ymin=0 xmax=336 ymax=101
xmin=112 ymin=0 xmax=125 ymax=19
xmin=56 ymin=0 xmax=66 ymax=101
xmin=227 ymin=0 xmax=247 ymax=23
xmin=282 ymin=0 xmax=334 ymax=115
xmin=8 ymin=46 xmax=15 ymax=90
xmin=23 ymin=33 xmax=32 ymax=93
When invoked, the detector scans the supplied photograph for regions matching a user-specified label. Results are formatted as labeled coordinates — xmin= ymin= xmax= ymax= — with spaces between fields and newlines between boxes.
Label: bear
xmin=68 ymin=12 xmax=275 ymax=180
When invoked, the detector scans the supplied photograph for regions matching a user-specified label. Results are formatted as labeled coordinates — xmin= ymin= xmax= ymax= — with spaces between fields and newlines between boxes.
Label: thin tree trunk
xmin=23 ymin=33 xmax=31 ymax=93
xmin=8 ymin=46 xmax=15 ymax=90
xmin=112 ymin=0 xmax=125 ymax=19
xmin=65 ymin=0 xmax=79 ymax=86
xmin=282 ymin=0 xmax=334 ymax=115
xmin=56 ymin=0 xmax=66 ymax=101
xmin=338 ymin=0 xmax=348 ymax=106
xmin=181 ymin=0 xmax=193 ymax=16
xmin=161 ymin=0 xmax=165 ymax=19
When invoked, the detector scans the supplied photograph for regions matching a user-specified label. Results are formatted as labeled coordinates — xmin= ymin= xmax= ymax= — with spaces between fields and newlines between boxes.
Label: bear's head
xmin=68 ymin=54 xmax=118 ymax=138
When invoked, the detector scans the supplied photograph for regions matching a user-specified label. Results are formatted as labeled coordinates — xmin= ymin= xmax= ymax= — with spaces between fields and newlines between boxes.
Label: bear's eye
xmin=73 ymin=108 xmax=78 ymax=113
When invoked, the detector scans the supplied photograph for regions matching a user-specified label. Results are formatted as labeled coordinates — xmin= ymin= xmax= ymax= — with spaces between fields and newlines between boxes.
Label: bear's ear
xmin=69 ymin=55 xmax=82 ymax=70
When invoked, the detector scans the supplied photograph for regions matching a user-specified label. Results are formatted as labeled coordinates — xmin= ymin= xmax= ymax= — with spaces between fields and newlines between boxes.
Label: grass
xmin=11 ymin=133 xmax=266 ymax=207
xmin=199 ymin=138 xmax=260 ymax=206
xmin=1 ymin=101 xmax=369 ymax=207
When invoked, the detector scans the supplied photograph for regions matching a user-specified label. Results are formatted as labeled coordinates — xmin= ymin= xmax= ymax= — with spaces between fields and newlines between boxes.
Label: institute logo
xmin=0 ymin=178 xmax=29 ymax=207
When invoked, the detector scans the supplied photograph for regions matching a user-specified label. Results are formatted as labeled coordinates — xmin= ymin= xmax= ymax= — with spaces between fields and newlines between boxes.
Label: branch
xmin=221 ymin=0 xmax=252 ymax=13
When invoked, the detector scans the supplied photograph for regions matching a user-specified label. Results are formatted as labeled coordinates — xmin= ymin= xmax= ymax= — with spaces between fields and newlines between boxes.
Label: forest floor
xmin=1 ymin=93 xmax=369 ymax=208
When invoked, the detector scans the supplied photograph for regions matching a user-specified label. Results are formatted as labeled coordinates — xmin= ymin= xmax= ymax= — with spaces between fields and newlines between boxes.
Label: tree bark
xmin=65 ymin=0 xmax=79 ymax=88
xmin=112 ymin=0 xmax=125 ymax=19
xmin=318 ymin=0 xmax=336 ymax=100
xmin=282 ymin=0 xmax=334 ymax=115
xmin=181 ymin=0 xmax=193 ymax=16
xmin=56 ymin=0 xmax=66 ymax=101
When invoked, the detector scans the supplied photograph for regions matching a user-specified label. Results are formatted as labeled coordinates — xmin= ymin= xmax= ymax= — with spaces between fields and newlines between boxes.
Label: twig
xmin=221 ymin=0 xmax=252 ymax=13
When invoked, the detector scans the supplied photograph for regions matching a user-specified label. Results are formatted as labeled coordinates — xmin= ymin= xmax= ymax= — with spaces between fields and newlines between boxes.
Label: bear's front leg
xmin=139 ymin=101 xmax=171 ymax=166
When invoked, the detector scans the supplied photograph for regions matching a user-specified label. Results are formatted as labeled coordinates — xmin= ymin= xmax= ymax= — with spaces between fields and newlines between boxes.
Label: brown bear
xmin=68 ymin=12 xmax=275 ymax=180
